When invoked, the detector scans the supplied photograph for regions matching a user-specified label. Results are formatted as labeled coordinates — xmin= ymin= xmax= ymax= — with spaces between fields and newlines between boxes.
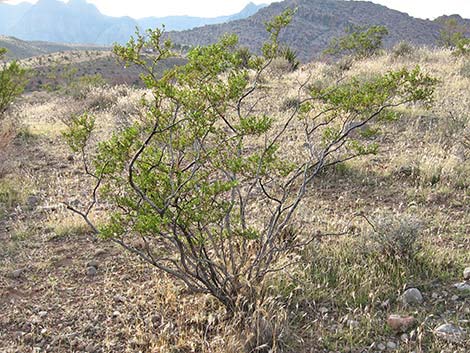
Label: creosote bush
xmin=438 ymin=18 xmax=470 ymax=56
xmin=0 ymin=48 xmax=28 ymax=118
xmin=0 ymin=48 xmax=28 ymax=175
xmin=64 ymin=10 xmax=436 ymax=319
xmin=324 ymin=25 xmax=389 ymax=60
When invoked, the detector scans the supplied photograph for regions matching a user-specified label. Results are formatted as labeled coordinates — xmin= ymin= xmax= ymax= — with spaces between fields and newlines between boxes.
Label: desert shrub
xmin=0 ymin=48 xmax=28 ymax=118
xmin=391 ymin=41 xmax=415 ymax=59
xmin=367 ymin=213 xmax=422 ymax=263
xmin=324 ymin=25 xmax=389 ymax=59
xmin=67 ymin=73 xmax=106 ymax=99
xmin=336 ymin=55 xmax=354 ymax=71
xmin=236 ymin=46 xmax=253 ymax=69
xmin=438 ymin=18 xmax=470 ymax=56
xmin=0 ymin=48 xmax=28 ymax=175
xmin=280 ymin=96 xmax=300 ymax=112
xmin=64 ymin=9 xmax=436 ymax=319
xmin=279 ymin=46 xmax=300 ymax=71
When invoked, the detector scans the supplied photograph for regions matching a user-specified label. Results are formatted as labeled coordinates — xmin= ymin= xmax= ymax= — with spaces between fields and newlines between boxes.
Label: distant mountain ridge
xmin=0 ymin=0 xmax=267 ymax=45
xmin=167 ymin=0 xmax=469 ymax=61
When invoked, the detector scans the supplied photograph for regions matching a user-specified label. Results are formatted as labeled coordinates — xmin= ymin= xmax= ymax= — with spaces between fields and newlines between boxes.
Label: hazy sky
xmin=3 ymin=0 xmax=470 ymax=19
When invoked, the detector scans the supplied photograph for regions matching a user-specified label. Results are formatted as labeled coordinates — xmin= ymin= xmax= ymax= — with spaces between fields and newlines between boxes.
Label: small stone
xmin=113 ymin=294 xmax=126 ymax=303
xmin=431 ymin=292 xmax=439 ymax=299
xmin=27 ymin=195 xmax=40 ymax=208
xmin=386 ymin=341 xmax=397 ymax=350
xmin=434 ymin=323 xmax=466 ymax=343
xmin=451 ymin=295 xmax=459 ymax=301
xmin=387 ymin=315 xmax=416 ymax=333
xmin=402 ymin=288 xmax=423 ymax=305
xmin=464 ymin=267 xmax=470 ymax=280
xmin=400 ymin=333 xmax=408 ymax=342
xmin=377 ymin=343 xmax=386 ymax=351
xmin=319 ymin=307 xmax=329 ymax=314
xmin=86 ymin=266 xmax=97 ymax=277
xmin=112 ymin=311 xmax=120 ymax=317
xmin=94 ymin=249 xmax=106 ymax=257
xmin=454 ymin=282 xmax=470 ymax=292
xmin=8 ymin=268 xmax=25 ymax=279
xmin=38 ymin=311 xmax=48 ymax=318
xmin=40 ymin=328 xmax=47 ymax=335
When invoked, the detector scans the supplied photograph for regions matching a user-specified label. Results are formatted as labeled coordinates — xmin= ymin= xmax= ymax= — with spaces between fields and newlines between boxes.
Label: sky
xmin=2 ymin=0 xmax=470 ymax=20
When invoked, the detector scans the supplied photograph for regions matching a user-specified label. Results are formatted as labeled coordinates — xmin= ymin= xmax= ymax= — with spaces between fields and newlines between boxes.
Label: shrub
xmin=438 ymin=18 xmax=470 ymax=56
xmin=0 ymin=48 xmax=28 ymax=118
xmin=367 ymin=213 xmax=422 ymax=263
xmin=391 ymin=41 xmax=415 ymax=59
xmin=324 ymin=25 xmax=389 ymax=59
xmin=64 ymin=10 xmax=436 ymax=317
xmin=279 ymin=46 xmax=300 ymax=71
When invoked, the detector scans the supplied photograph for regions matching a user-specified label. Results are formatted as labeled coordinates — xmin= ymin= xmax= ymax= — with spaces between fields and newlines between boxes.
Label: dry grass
xmin=0 ymin=47 xmax=469 ymax=352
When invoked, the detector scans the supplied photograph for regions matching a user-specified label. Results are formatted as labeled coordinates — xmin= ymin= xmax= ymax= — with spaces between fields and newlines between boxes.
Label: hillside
xmin=0 ymin=0 xmax=266 ymax=45
xmin=167 ymin=0 xmax=446 ymax=61
xmin=0 ymin=35 xmax=108 ymax=60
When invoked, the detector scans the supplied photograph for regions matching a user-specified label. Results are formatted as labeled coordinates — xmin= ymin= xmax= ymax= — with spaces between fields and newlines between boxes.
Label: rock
xmin=434 ymin=323 xmax=466 ymax=343
xmin=451 ymin=295 xmax=459 ymax=301
xmin=8 ymin=268 xmax=25 ymax=279
xmin=319 ymin=307 xmax=329 ymax=314
xmin=400 ymin=333 xmax=408 ymax=342
xmin=38 ymin=311 xmax=48 ymax=318
xmin=27 ymin=195 xmax=40 ymax=208
xmin=402 ymin=288 xmax=423 ymax=305
xmin=386 ymin=341 xmax=397 ymax=350
xmin=387 ymin=315 xmax=416 ymax=333
xmin=377 ymin=343 xmax=386 ymax=351
xmin=94 ymin=249 xmax=106 ymax=257
xmin=86 ymin=266 xmax=97 ymax=277
xmin=464 ymin=267 xmax=470 ymax=280
xmin=454 ymin=282 xmax=470 ymax=292
xmin=113 ymin=294 xmax=126 ymax=303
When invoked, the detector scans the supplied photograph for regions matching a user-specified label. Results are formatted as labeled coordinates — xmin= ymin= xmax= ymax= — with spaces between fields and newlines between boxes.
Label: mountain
xmin=0 ymin=1 xmax=33 ymax=34
xmin=138 ymin=3 xmax=267 ymax=32
xmin=0 ymin=0 xmax=267 ymax=45
xmin=0 ymin=35 xmax=107 ymax=60
xmin=167 ymin=0 xmax=452 ymax=61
